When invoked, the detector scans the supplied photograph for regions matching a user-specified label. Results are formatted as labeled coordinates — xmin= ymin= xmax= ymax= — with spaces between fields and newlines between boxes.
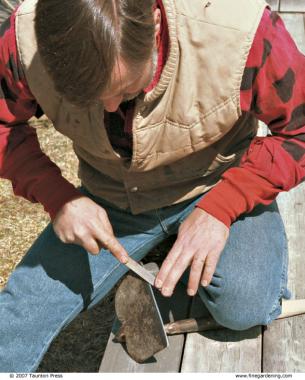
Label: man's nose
xmin=103 ymin=95 xmax=123 ymax=112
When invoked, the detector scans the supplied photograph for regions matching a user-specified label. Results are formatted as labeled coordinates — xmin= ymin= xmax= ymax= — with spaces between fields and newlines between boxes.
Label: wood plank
xmin=257 ymin=121 xmax=268 ymax=137
xmin=266 ymin=0 xmax=280 ymax=11
xmin=181 ymin=296 xmax=262 ymax=372
xmin=263 ymin=316 xmax=305 ymax=372
xmin=263 ymin=184 xmax=305 ymax=372
xmin=99 ymin=275 xmax=191 ymax=372
xmin=280 ymin=13 xmax=305 ymax=55
xmin=280 ymin=0 xmax=305 ymax=12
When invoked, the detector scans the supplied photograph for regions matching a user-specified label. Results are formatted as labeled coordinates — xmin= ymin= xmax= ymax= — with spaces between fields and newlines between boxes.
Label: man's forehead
xmin=102 ymin=60 xmax=143 ymax=98
xmin=102 ymin=59 xmax=138 ymax=95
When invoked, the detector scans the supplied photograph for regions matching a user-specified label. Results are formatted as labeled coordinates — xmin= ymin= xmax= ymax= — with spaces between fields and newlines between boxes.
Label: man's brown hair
xmin=35 ymin=0 xmax=155 ymax=107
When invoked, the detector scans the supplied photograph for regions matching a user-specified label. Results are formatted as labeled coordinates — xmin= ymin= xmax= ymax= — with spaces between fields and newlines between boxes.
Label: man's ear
xmin=153 ymin=8 xmax=161 ymax=46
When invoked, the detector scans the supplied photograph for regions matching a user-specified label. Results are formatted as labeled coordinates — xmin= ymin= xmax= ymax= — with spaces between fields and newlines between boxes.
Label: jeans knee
xmin=198 ymin=282 xmax=272 ymax=331
xmin=211 ymin=307 xmax=261 ymax=331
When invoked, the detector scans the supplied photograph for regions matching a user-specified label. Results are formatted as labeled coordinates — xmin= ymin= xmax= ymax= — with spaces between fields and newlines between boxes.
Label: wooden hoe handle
xmin=277 ymin=299 xmax=305 ymax=319
xmin=164 ymin=299 xmax=305 ymax=335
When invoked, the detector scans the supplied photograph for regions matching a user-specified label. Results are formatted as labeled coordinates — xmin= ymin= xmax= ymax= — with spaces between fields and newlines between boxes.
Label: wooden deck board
xmin=182 ymin=326 xmax=262 ymax=373
xmin=280 ymin=0 xmax=305 ymax=13
xmin=181 ymin=297 xmax=262 ymax=372
xmin=280 ymin=13 xmax=305 ymax=54
xmin=263 ymin=184 xmax=305 ymax=372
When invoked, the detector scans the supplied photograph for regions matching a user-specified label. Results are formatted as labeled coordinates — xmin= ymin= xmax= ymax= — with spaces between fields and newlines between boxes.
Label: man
xmin=0 ymin=0 xmax=304 ymax=372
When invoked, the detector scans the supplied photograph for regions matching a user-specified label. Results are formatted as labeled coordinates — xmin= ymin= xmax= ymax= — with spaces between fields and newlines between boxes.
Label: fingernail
xmin=121 ymin=256 xmax=129 ymax=264
xmin=162 ymin=287 xmax=172 ymax=297
xmin=155 ymin=279 xmax=162 ymax=288
xmin=188 ymin=289 xmax=196 ymax=296
xmin=202 ymin=280 xmax=208 ymax=287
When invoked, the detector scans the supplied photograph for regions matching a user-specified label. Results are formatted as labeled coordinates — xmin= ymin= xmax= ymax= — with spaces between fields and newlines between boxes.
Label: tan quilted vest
xmin=16 ymin=0 xmax=266 ymax=213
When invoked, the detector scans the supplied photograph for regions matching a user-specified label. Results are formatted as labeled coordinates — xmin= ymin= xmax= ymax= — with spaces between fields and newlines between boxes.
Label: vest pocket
xmin=203 ymin=152 xmax=237 ymax=177
xmin=215 ymin=152 xmax=236 ymax=163
xmin=148 ymin=151 xmax=239 ymax=188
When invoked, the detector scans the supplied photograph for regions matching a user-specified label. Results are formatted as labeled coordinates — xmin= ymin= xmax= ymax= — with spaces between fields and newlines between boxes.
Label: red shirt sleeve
xmin=197 ymin=8 xmax=305 ymax=227
xmin=0 ymin=11 xmax=81 ymax=219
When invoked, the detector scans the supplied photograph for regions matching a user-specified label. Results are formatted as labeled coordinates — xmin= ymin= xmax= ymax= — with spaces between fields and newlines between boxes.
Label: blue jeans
xmin=0 ymin=189 xmax=290 ymax=372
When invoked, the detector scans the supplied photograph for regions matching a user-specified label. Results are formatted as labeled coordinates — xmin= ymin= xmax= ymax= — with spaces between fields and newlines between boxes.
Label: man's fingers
xmin=52 ymin=197 xmax=129 ymax=262
xmin=95 ymin=232 xmax=129 ymax=263
xmin=108 ymin=238 xmax=129 ymax=264
xmin=159 ymin=254 xmax=191 ymax=297
xmin=200 ymin=252 xmax=219 ymax=287
xmin=86 ymin=219 xmax=129 ymax=263
xmin=155 ymin=241 xmax=183 ymax=289
xmin=187 ymin=253 xmax=206 ymax=295
xmin=82 ymin=238 xmax=100 ymax=255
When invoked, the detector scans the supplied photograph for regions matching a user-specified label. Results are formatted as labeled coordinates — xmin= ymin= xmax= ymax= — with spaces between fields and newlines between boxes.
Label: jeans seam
xmin=154 ymin=210 xmax=170 ymax=235
xmin=92 ymin=232 xmax=165 ymax=293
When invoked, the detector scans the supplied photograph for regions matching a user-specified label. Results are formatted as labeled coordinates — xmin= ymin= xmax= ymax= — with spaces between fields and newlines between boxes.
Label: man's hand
xmin=52 ymin=196 xmax=129 ymax=263
xmin=155 ymin=208 xmax=229 ymax=297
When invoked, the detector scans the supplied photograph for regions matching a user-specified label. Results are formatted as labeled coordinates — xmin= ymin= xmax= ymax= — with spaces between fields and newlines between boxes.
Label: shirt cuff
xmin=195 ymin=169 xmax=281 ymax=227
xmin=195 ymin=181 xmax=247 ymax=227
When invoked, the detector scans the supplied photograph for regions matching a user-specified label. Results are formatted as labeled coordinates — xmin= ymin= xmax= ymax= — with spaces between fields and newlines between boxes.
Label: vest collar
xmin=144 ymin=0 xmax=179 ymax=104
